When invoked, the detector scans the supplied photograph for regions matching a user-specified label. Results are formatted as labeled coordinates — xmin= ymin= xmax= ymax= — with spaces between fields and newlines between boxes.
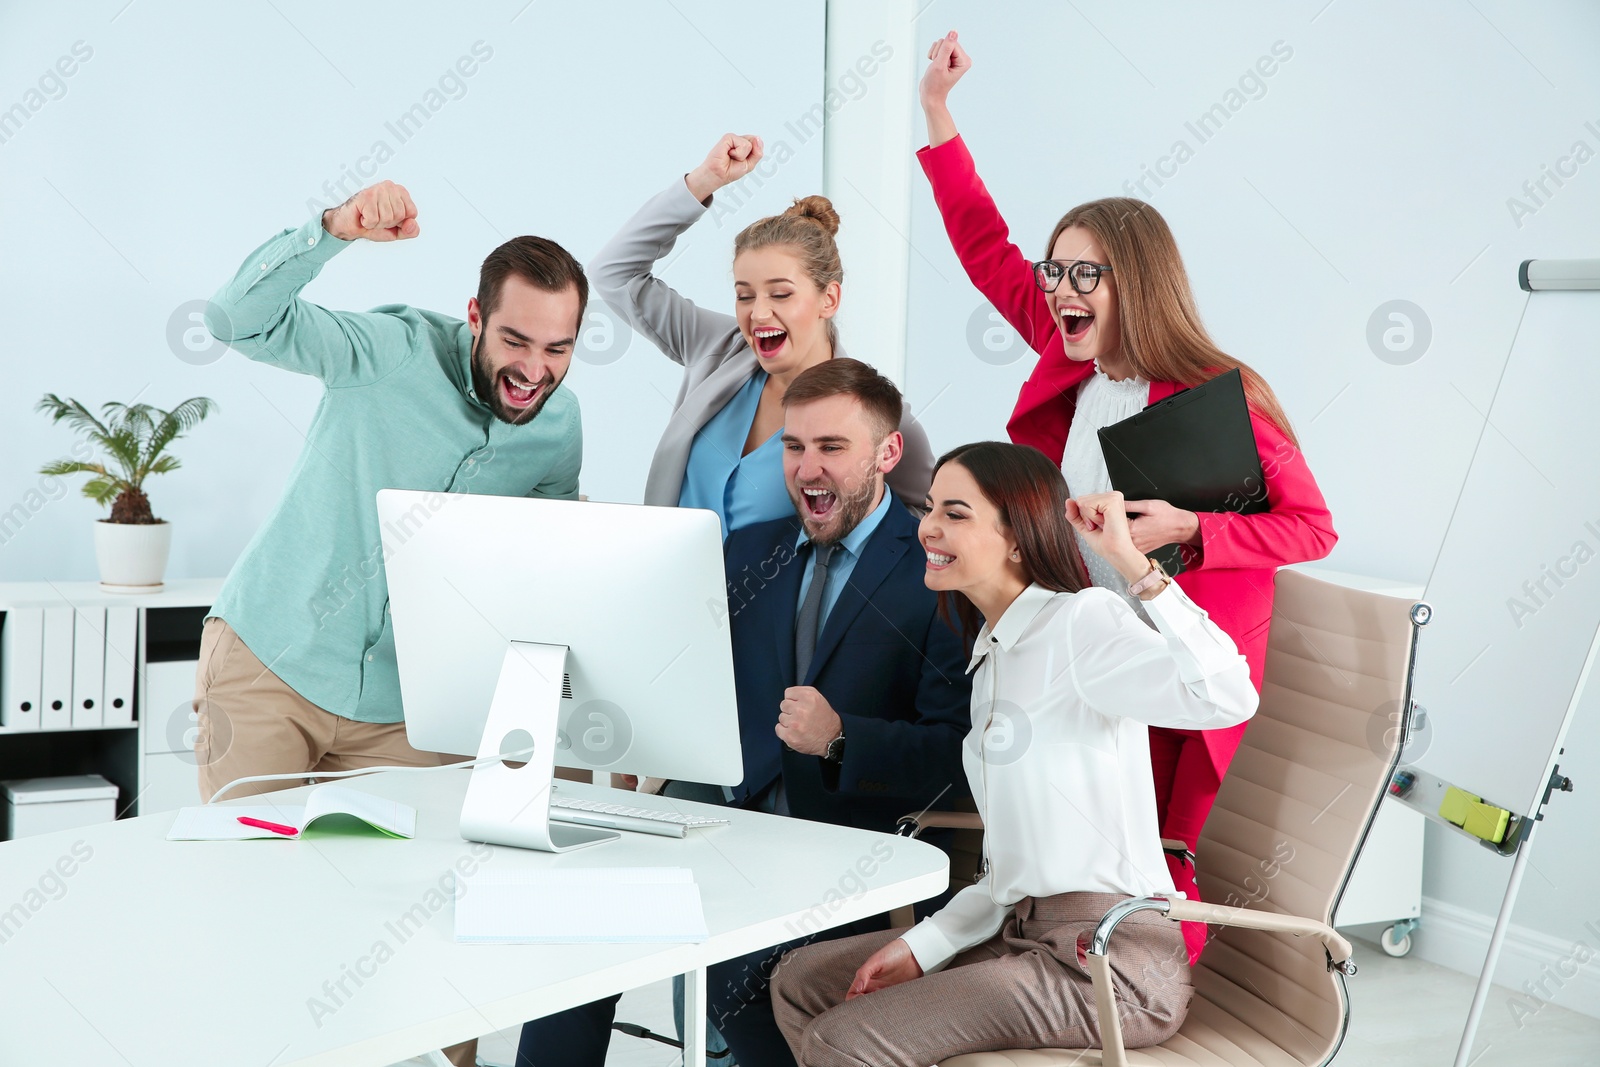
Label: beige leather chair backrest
xmin=942 ymin=569 xmax=1422 ymax=1067
xmin=1184 ymin=568 xmax=1419 ymax=1066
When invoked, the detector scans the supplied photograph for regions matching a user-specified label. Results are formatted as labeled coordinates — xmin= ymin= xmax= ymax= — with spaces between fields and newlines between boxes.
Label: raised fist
xmin=322 ymin=180 xmax=420 ymax=242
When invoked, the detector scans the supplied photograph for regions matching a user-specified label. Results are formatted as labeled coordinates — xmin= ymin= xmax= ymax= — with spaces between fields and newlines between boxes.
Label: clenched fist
xmin=775 ymin=685 xmax=842 ymax=757
xmin=322 ymin=180 xmax=420 ymax=243
xmin=685 ymin=133 xmax=764 ymax=204
xmin=920 ymin=30 xmax=972 ymax=111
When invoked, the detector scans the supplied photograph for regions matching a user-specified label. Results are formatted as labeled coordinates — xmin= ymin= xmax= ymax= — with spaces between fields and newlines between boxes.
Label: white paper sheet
xmin=455 ymin=867 xmax=709 ymax=944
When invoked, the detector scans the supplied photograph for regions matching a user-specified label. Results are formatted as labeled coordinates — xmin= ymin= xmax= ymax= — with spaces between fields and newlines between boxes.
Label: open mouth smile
xmin=753 ymin=326 xmax=788 ymax=358
xmin=499 ymin=371 xmax=547 ymax=409
xmin=1059 ymin=304 xmax=1093 ymax=342
xmin=802 ymin=485 xmax=837 ymax=520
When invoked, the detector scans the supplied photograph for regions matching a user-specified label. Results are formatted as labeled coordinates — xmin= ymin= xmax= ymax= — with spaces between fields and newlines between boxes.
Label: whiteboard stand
xmin=1397 ymin=259 xmax=1599 ymax=1067
xmin=1453 ymin=768 xmax=1574 ymax=1067
xmin=1396 ymin=756 xmax=1580 ymax=1067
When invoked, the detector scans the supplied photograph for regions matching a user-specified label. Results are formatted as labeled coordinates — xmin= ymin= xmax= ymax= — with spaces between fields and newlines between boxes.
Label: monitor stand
xmin=459 ymin=640 xmax=620 ymax=853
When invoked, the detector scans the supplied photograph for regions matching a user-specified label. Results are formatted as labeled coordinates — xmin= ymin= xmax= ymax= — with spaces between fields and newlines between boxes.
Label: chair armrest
xmin=1160 ymin=898 xmax=1355 ymax=966
xmin=894 ymin=810 xmax=984 ymax=837
xmin=1079 ymin=895 xmax=1357 ymax=1067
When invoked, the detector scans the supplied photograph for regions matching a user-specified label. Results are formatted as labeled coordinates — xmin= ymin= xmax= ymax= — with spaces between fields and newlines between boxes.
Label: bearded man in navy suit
xmin=518 ymin=358 xmax=970 ymax=1067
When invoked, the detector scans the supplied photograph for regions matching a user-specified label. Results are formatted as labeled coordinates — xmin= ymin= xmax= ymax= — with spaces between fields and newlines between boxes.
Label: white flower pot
xmin=93 ymin=520 xmax=172 ymax=593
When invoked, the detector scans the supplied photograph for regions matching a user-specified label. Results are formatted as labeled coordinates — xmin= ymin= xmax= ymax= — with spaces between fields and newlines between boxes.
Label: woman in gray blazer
xmin=590 ymin=132 xmax=933 ymax=537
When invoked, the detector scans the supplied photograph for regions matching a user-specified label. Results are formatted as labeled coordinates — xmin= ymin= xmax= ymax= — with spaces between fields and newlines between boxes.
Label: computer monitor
xmin=377 ymin=489 xmax=742 ymax=852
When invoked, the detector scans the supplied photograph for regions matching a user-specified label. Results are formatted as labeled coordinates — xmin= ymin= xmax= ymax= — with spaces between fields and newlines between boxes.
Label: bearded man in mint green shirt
xmin=193 ymin=179 xmax=587 ymax=814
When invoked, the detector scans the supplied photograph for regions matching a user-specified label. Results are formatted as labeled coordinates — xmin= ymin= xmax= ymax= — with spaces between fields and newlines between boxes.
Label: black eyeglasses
xmin=1032 ymin=258 xmax=1112 ymax=295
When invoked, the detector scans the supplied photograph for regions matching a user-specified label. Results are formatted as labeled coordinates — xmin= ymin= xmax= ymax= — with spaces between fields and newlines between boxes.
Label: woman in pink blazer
xmin=917 ymin=31 xmax=1337 ymax=965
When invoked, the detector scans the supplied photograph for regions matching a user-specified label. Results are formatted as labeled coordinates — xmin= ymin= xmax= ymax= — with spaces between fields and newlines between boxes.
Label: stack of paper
xmin=455 ymin=867 xmax=708 ymax=944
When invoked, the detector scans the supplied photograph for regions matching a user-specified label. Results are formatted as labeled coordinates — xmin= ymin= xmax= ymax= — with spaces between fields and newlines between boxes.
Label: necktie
xmin=793 ymin=541 xmax=836 ymax=682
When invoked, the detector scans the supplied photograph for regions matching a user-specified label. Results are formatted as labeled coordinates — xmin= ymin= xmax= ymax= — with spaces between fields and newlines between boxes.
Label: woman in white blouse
xmin=770 ymin=441 xmax=1257 ymax=1066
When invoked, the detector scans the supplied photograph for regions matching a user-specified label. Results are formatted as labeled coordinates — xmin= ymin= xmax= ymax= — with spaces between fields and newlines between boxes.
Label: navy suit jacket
xmin=721 ymin=500 xmax=972 ymax=833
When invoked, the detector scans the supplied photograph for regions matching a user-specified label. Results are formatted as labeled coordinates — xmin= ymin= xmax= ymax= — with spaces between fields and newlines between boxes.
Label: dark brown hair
xmin=932 ymin=441 xmax=1089 ymax=642
xmin=735 ymin=195 xmax=843 ymax=346
xmin=781 ymin=357 xmax=902 ymax=442
xmin=477 ymin=236 xmax=589 ymax=332
xmin=1047 ymin=197 xmax=1298 ymax=447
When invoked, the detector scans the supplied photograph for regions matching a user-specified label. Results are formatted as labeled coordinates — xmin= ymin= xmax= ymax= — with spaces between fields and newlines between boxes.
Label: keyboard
xmin=549 ymin=794 xmax=729 ymax=839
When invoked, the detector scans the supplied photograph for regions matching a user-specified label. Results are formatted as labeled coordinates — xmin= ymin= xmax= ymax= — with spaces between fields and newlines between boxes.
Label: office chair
xmin=897 ymin=569 xmax=1426 ymax=1067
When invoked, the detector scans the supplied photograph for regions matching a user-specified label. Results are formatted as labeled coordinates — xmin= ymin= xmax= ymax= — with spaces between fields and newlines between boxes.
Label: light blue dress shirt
xmin=794 ymin=489 xmax=896 ymax=627
xmin=677 ymin=371 xmax=792 ymax=539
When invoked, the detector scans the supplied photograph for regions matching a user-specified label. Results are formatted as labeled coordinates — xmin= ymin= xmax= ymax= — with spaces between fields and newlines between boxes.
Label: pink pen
xmin=238 ymin=816 xmax=299 ymax=836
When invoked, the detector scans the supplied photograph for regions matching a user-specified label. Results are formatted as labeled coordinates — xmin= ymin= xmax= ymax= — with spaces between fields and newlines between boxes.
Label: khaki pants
xmin=771 ymin=892 xmax=1191 ymax=1067
xmin=193 ymin=618 xmax=453 ymax=802
xmin=191 ymin=618 xmax=477 ymax=1066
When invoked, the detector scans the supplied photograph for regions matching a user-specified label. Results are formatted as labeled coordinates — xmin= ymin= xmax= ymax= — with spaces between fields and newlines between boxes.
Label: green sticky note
xmin=1439 ymin=786 xmax=1480 ymax=826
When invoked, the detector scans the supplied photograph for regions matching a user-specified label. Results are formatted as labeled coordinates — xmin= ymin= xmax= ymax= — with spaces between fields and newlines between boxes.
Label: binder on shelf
xmin=102 ymin=606 xmax=138 ymax=726
xmin=1 ymin=608 xmax=44 ymax=730
xmin=40 ymin=607 xmax=74 ymax=730
xmin=72 ymin=607 xmax=106 ymax=729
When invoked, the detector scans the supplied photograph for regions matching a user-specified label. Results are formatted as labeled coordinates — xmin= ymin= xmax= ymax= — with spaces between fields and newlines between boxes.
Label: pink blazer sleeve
xmin=917 ymin=136 xmax=1062 ymax=357
xmin=1190 ymin=408 xmax=1338 ymax=572
xmin=919 ymin=135 xmax=1092 ymax=461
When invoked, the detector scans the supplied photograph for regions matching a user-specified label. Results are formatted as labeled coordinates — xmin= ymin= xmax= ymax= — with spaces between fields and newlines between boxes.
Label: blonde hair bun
xmin=782 ymin=195 xmax=841 ymax=237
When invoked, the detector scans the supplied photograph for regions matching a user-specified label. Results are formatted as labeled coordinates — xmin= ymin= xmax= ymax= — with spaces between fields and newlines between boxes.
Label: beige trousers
xmin=192 ymin=618 xmax=453 ymax=802
xmin=771 ymin=892 xmax=1191 ymax=1067
xmin=191 ymin=618 xmax=476 ymax=1066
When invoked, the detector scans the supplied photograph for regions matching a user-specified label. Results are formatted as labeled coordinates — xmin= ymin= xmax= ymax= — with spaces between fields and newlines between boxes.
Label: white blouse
xmin=1060 ymin=362 xmax=1152 ymax=622
xmin=898 ymin=580 xmax=1257 ymax=974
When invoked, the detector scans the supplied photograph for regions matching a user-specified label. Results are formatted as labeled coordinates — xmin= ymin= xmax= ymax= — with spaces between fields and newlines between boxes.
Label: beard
xmin=791 ymin=471 xmax=883 ymax=546
xmin=470 ymin=328 xmax=558 ymax=426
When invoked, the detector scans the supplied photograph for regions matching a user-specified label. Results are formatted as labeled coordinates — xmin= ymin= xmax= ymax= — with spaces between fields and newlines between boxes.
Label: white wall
xmin=0 ymin=0 xmax=826 ymax=581
xmin=895 ymin=0 xmax=1600 ymax=1019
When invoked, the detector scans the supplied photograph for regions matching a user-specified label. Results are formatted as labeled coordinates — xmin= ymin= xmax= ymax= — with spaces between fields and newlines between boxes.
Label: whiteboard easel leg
xmin=1453 ymin=823 xmax=1538 ymax=1067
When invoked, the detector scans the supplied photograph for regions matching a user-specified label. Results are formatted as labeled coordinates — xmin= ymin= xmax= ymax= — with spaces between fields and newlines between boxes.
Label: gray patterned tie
xmin=793 ymin=541 xmax=836 ymax=683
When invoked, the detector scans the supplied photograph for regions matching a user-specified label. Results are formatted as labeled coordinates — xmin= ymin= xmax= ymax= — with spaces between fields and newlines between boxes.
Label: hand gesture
xmin=920 ymin=30 xmax=972 ymax=110
xmin=1121 ymin=498 xmax=1201 ymax=555
xmin=322 ymin=180 xmax=419 ymax=242
xmin=685 ymin=133 xmax=764 ymax=202
xmin=846 ymin=937 xmax=923 ymax=1000
xmin=775 ymin=686 xmax=842 ymax=757
xmin=1065 ymin=490 xmax=1146 ymax=579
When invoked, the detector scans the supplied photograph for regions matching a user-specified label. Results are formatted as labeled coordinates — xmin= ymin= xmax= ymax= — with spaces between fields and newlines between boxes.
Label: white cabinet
xmin=0 ymin=579 xmax=221 ymax=836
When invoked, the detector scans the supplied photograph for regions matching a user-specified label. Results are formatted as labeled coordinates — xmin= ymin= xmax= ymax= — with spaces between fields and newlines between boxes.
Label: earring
xmin=1010 ymin=551 xmax=1020 ymax=562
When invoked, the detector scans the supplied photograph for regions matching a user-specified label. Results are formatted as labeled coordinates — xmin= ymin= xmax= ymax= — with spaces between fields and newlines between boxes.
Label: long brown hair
xmin=1048 ymin=198 xmax=1298 ymax=447
xmin=735 ymin=195 xmax=843 ymax=347
xmin=933 ymin=442 xmax=1089 ymax=643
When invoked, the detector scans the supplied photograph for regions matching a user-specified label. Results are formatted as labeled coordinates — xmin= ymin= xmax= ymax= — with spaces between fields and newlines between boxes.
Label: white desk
xmin=0 ymin=769 xmax=948 ymax=1066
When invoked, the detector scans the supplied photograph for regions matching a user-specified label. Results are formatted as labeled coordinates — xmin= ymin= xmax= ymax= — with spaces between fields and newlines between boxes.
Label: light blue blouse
xmin=677 ymin=371 xmax=792 ymax=539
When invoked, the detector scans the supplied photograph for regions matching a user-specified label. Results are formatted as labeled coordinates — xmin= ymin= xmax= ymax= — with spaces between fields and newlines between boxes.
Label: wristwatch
xmin=1129 ymin=556 xmax=1170 ymax=600
xmin=824 ymin=730 xmax=847 ymax=763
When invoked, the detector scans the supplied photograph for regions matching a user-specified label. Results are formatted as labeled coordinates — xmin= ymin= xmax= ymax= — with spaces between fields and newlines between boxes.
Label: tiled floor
xmin=473 ymin=936 xmax=1600 ymax=1065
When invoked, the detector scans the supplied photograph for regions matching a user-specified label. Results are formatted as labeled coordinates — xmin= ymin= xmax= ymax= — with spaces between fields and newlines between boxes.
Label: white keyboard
xmin=549 ymin=795 xmax=729 ymax=839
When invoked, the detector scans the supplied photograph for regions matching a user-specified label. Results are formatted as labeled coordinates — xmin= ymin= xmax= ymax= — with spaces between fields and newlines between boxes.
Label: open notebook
xmin=166 ymin=783 xmax=416 ymax=841
xmin=455 ymin=867 xmax=709 ymax=944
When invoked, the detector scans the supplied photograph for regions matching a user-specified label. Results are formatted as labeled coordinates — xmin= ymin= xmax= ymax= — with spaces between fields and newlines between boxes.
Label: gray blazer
xmin=589 ymin=178 xmax=935 ymax=509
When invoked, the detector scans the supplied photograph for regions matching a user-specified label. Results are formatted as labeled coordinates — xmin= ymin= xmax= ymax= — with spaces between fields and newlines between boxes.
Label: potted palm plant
xmin=37 ymin=394 xmax=217 ymax=592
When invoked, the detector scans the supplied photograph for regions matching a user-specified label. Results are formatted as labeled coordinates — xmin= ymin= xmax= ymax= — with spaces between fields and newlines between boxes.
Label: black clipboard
xmin=1095 ymin=367 xmax=1266 ymax=576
